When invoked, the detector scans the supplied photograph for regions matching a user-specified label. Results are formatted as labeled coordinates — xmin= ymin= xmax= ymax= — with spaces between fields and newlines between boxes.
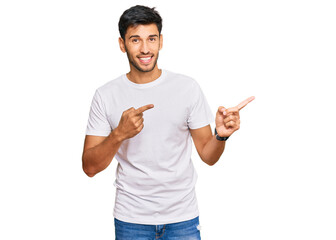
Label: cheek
xmin=157 ymin=42 xmax=162 ymax=50
xmin=149 ymin=42 xmax=160 ymax=51
xmin=126 ymin=44 xmax=140 ymax=53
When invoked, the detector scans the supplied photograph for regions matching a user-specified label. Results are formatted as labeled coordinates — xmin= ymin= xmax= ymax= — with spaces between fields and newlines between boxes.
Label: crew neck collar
xmin=122 ymin=70 xmax=167 ymax=89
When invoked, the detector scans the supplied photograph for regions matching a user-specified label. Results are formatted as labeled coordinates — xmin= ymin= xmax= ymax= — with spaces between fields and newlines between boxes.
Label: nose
xmin=140 ymin=41 xmax=150 ymax=55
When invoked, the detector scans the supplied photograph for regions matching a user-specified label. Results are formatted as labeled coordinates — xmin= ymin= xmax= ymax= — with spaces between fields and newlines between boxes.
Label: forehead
xmin=125 ymin=23 xmax=159 ymax=37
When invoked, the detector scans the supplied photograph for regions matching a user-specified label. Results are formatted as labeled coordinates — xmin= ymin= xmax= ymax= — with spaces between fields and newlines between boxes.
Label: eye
xmin=132 ymin=39 xmax=139 ymax=43
xmin=149 ymin=37 xmax=156 ymax=42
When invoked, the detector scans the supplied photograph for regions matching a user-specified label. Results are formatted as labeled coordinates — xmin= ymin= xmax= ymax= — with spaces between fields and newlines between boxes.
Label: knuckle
xmin=137 ymin=119 xmax=144 ymax=127
xmin=124 ymin=107 xmax=134 ymax=115
xmin=138 ymin=124 xmax=144 ymax=132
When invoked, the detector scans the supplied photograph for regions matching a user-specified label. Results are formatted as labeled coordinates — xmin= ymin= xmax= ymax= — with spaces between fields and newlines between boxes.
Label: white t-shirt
xmin=86 ymin=70 xmax=214 ymax=224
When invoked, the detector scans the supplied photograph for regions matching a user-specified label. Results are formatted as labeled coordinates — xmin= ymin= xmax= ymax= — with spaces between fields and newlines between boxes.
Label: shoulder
xmin=95 ymin=74 xmax=124 ymax=96
xmin=164 ymin=69 xmax=198 ymax=86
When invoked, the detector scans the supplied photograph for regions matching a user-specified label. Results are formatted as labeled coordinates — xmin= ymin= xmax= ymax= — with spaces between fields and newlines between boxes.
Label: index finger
xmin=135 ymin=104 xmax=154 ymax=114
xmin=236 ymin=96 xmax=255 ymax=110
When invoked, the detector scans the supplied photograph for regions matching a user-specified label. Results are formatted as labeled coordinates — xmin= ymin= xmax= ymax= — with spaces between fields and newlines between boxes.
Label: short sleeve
xmin=85 ymin=90 xmax=112 ymax=136
xmin=187 ymin=81 xmax=215 ymax=129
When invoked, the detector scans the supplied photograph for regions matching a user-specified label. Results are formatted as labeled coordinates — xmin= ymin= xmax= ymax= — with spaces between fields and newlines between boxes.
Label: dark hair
xmin=118 ymin=5 xmax=162 ymax=41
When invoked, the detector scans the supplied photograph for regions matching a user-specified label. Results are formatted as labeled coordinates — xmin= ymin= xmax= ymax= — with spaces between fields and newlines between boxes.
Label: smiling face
xmin=119 ymin=23 xmax=163 ymax=73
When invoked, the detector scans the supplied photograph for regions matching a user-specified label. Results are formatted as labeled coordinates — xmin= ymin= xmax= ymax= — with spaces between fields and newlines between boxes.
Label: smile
xmin=138 ymin=56 xmax=153 ymax=64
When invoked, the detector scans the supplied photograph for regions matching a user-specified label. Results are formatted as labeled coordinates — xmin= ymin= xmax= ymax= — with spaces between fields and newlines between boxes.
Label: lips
xmin=138 ymin=56 xmax=153 ymax=64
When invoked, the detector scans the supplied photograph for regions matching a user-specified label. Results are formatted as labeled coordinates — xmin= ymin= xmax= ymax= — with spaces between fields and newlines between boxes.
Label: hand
xmin=215 ymin=96 xmax=255 ymax=138
xmin=115 ymin=104 xmax=154 ymax=140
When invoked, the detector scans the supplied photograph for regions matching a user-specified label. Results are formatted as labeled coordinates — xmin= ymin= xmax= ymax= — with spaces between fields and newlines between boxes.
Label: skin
xmin=191 ymin=96 xmax=255 ymax=166
xmin=118 ymin=23 xmax=163 ymax=84
xmin=82 ymin=23 xmax=254 ymax=177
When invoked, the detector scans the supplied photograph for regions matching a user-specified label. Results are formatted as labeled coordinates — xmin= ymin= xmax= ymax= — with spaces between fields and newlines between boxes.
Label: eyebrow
xmin=129 ymin=35 xmax=140 ymax=39
xmin=129 ymin=34 xmax=159 ymax=39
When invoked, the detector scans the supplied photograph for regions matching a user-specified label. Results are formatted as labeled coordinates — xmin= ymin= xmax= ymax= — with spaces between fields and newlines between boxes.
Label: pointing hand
xmin=116 ymin=104 xmax=154 ymax=140
xmin=215 ymin=96 xmax=255 ymax=138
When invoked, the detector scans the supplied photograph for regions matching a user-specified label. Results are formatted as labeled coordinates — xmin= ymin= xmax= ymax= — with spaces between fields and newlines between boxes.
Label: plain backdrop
xmin=1 ymin=0 xmax=335 ymax=239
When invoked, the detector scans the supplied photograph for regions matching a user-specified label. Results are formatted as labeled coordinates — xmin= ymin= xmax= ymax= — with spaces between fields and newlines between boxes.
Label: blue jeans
xmin=114 ymin=216 xmax=201 ymax=240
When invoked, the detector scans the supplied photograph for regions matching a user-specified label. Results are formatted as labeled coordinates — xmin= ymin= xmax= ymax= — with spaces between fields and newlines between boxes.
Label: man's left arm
xmin=190 ymin=96 xmax=255 ymax=166
xmin=190 ymin=125 xmax=225 ymax=166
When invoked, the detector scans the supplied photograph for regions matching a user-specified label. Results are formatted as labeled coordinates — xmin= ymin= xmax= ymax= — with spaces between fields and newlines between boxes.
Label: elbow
xmin=202 ymin=157 xmax=218 ymax=166
xmin=82 ymin=152 xmax=97 ymax=177
xmin=83 ymin=167 xmax=96 ymax=177
xmin=84 ymin=170 xmax=96 ymax=178
xmin=206 ymin=161 xmax=216 ymax=166
xmin=82 ymin=159 xmax=96 ymax=177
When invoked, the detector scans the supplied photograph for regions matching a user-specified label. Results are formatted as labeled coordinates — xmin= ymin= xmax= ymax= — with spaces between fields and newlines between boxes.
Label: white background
xmin=1 ymin=0 xmax=335 ymax=239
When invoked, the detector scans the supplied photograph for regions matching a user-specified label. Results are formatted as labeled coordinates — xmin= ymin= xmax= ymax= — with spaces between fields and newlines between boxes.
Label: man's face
xmin=119 ymin=23 xmax=163 ymax=73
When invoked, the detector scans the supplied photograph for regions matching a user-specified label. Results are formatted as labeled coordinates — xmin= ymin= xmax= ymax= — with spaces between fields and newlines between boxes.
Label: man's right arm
xmin=82 ymin=128 xmax=124 ymax=177
xmin=82 ymin=103 xmax=154 ymax=177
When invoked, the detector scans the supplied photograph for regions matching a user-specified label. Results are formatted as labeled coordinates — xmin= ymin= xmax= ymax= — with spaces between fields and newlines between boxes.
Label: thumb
xmin=123 ymin=107 xmax=135 ymax=115
xmin=218 ymin=106 xmax=227 ymax=116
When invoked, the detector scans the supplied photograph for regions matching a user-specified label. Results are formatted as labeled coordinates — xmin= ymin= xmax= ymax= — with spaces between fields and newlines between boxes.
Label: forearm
xmin=201 ymin=135 xmax=226 ymax=166
xmin=82 ymin=128 xmax=124 ymax=177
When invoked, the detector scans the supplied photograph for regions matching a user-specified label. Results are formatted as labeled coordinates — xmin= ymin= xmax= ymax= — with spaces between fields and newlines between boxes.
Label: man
xmin=82 ymin=5 xmax=254 ymax=240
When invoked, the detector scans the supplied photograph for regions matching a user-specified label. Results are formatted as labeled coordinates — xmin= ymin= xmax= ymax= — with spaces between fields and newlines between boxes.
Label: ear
xmin=118 ymin=37 xmax=126 ymax=53
xmin=159 ymin=34 xmax=163 ymax=50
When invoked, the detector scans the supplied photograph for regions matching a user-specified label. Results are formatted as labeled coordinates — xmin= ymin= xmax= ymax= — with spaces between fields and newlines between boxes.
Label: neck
xmin=126 ymin=66 xmax=162 ymax=84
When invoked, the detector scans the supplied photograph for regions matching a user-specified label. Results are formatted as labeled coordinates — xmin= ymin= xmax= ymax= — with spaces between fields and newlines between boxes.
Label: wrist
xmin=111 ymin=127 xmax=125 ymax=143
xmin=214 ymin=128 xmax=229 ymax=141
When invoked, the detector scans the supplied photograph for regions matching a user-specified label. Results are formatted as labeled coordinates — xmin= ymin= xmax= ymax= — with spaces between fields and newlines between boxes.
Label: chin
xmin=132 ymin=60 xmax=158 ymax=73
xmin=140 ymin=65 xmax=156 ymax=72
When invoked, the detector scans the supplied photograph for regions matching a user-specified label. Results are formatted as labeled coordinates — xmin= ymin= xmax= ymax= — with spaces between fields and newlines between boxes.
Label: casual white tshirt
xmin=86 ymin=69 xmax=214 ymax=225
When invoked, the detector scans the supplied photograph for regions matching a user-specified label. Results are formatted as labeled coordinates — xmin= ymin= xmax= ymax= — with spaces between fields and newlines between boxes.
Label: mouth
xmin=138 ymin=55 xmax=153 ymax=64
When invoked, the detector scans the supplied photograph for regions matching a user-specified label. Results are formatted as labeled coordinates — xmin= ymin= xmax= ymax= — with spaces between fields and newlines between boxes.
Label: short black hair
xmin=118 ymin=5 xmax=162 ymax=41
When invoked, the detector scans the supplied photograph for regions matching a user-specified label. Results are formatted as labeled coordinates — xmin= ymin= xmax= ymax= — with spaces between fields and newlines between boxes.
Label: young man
xmin=82 ymin=5 xmax=254 ymax=240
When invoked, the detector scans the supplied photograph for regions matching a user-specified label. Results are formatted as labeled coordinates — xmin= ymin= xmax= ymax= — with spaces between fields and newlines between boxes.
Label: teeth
xmin=140 ymin=57 xmax=151 ymax=60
